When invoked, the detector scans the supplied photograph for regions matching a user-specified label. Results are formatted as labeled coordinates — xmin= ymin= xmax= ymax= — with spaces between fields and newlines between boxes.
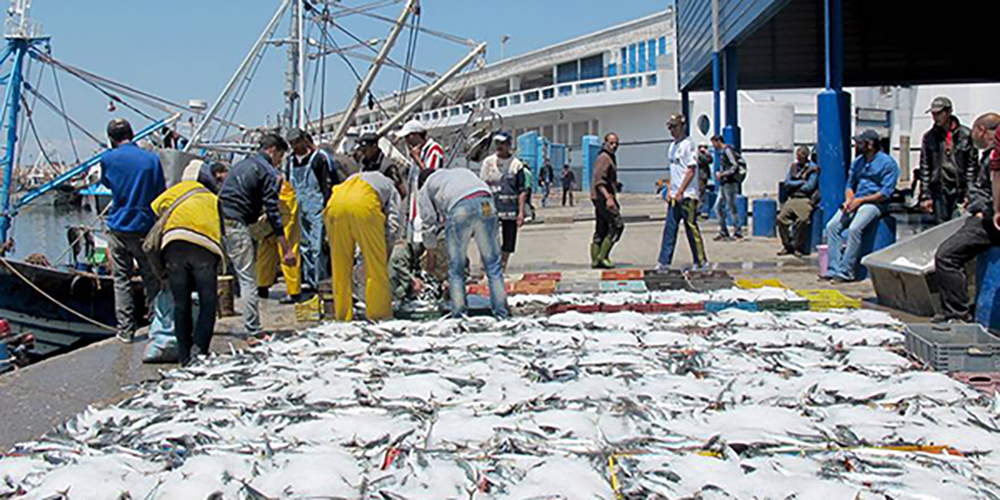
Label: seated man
xmin=823 ymin=130 xmax=900 ymax=283
xmin=935 ymin=113 xmax=1000 ymax=323
xmin=390 ymin=242 xmax=427 ymax=304
xmin=777 ymin=146 xmax=819 ymax=256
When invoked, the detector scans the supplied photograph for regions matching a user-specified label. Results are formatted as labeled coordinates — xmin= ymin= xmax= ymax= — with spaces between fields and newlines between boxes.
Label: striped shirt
xmin=420 ymin=139 xmax=446 ymax=171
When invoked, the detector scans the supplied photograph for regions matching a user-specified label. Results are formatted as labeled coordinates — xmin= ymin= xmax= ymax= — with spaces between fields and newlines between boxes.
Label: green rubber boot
xmin=597 ymin=237 xmax=615 ymax=269
xmin=590 ymin=242 xmax=602 ymax=269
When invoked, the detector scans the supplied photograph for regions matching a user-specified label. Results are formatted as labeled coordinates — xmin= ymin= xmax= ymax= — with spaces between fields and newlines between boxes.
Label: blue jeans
xmin=716 ymin=182 xmax=742 ymax=238
xmin=541 ymin=183 xmax=551 ymax=207
xmin=658 ymin=198 xmax=707 ymax=268
xmin=824 ymin=205 xmax=881 ymax=280
xmin=445 ymin=196 xmax=510 ymax=319
xmin=299 ymin=202 xmax=325 ymax=290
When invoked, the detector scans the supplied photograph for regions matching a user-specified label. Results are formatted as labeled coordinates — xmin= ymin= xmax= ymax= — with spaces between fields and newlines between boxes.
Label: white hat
xmin=397 ymin=119 xmax=427 ymax=138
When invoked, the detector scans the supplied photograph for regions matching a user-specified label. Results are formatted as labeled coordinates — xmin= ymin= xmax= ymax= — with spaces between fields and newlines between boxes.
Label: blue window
xmin=607 ymin=64 xmax=617 ymax=77
xmin=659 ymin=36 xmax=667 ymax=56
xmin=620 ymin=47 xmax=627 ymax=75
xmin=638 ymin=42 xmax=647 ymax=73
xmin=648 ymin=40 xmax=657 ymax=70
xmin=580 ymin=54 xmax=604 ymax=80
xmin=543 ymin=88 xmax=555 ymax=100
xmin=557 ymin=61 xmax=579 ymax=84
xmin=628 ymin=44 xmax=637 ymax=74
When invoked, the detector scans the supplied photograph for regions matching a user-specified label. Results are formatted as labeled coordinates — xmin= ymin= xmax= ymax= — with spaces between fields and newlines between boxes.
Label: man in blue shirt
xmin=822 ymin=129 xmax=900 ymax=282
xmin=100 ymin=118 xmax=166 ymax=343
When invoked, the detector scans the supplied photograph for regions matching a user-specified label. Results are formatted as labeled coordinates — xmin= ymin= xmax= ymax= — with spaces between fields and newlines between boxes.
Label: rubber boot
xmin=590 ymin=242 xmax=602 ymax=269
xmin=596 ymin=237 xmax=615 ymax=269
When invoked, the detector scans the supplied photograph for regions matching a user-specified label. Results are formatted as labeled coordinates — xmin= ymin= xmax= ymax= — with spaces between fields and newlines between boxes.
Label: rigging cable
xmin=50 ymin=56 xmax=80 ymax=164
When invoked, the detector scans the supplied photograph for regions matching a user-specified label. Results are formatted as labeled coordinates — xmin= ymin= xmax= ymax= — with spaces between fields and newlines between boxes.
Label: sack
xmin=143 ymin=187 xmax=209 ymax=282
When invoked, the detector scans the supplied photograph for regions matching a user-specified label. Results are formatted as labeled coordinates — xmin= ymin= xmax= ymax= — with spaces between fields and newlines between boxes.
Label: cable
xmin=22 ymin=81 xmax=105 ymax=147
xmin=50 ymin=58 xmax=80 ymax=164
xmin=0 ymin=257 xmax=117 ymax=332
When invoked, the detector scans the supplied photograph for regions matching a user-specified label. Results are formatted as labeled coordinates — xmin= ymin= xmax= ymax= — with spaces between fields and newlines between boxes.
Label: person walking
xmin=935 ymin=113 xmax=1000 ymax=323
xmin=418 ymin=168 xmax=510 ymax=319
xmin=919 ymin=97 xmax=978 ymax=224
xmin=711 ymin=135 xmax=747 ymax=241
xmin=590 ymin=133 xmax=625 ymax=269
xmin=149 ymin=177 xmax=225 ymax=366
xmin=539 ymin=158 xmax=555 ymax=208
xmin=479 ymin=131 xmax=528 ymax=273
xmin=696 ymin=144 xmax=713 ymax=216
xmin=657 ymin=114 xmax=708 ymax=270
xmin=324 ymin=159 xmax=401 ymax=322
xmin=777 ymin=146 xmax=820 ymax=256
xmin=219 ymin=133 xmax=295 ymax=336
xmin=100 ymin=118 xmax=166 ymax=343
xmin=561 ymin=162 xmax=576 ymax=207
xmin=287 ymin=129 xmax=336 ymax=292
xmin=823 ymin=130 xmax=900 ymax=283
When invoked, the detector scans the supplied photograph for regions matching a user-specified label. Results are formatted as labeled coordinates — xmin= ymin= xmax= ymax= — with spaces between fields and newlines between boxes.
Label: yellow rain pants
xmin=256 ymin=180 xmax=302 ymax=296
xmin=324 ymin=176 xmax=391 ymax=321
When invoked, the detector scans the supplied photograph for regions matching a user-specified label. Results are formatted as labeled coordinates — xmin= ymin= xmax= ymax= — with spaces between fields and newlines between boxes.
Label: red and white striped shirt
xmin=420 ymin=139 xmax=446 ymax=171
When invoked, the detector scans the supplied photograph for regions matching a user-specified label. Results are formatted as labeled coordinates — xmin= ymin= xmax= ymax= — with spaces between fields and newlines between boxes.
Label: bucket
xmin=818 ymin=244 xmax=829 ymax=277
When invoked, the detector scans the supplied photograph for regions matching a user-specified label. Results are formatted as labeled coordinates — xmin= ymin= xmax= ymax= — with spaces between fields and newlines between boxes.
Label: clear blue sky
xmin=24 ymin=0 xmax=667 ymax=160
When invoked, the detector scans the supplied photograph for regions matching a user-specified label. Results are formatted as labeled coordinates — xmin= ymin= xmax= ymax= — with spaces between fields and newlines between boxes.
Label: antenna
xmin=6 ymin=0 xmax=42 ymax=39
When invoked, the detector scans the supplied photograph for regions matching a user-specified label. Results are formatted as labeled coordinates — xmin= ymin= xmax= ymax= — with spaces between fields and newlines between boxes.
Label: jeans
xmin=164 ymin=242 xmax=219 ymax=365
xmin=658 ymin=198 xmax=707 ymax=268
xmin=931 ymin=187 xmax=962 ymax=225
xmin=222 ymin=219 xmax=260 ymax=334
xmin=299 ymin=203 xmax=325 ymax=290
xmin=541 ymin=183 xmax=551 ymax=207
xmin=716 ymin=182 xmax=742 ymax=238
xmin=109 ymin=230 xmax=159 ymax=335
xmin=445 ymin=196 xmax=509 ymax=319
xmin=935 ymin=215 xmax=1000 ymax=320
xmin=824 ymin=205 xmax=882 ymax=280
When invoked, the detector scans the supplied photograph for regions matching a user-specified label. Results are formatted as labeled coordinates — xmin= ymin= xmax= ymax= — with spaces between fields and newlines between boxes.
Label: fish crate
xmin=513 ymin=280 xmax=557 ymax=295
xmin=397 ymin=307 xmax=446 ymax=321
xmin=686 ymin=270 xmax=735 ymax=292
xmin=600 ymin=280 xmax=648 ymax=293
xmin=545 ymin=303 xmax=574 ymax=315
xmin=950 ymin=372 xmax=1000 ymax=395
xmin=217 ymin=276 xmax=236 ymax=318
xmin=599 ymin=303 xmax=632 ymax=313
xmin=705 ymin=300 xmax=759 ymax=313
xmin=556 ymin=281 xmax=601 ymax=294
xmin=601 ymin=269 xmax=643 ymax=281
xmin=736 ymin=278 xmax=786 ymax=290
xmin=644 ymin=270 xmax=692 ymax=291
xmin=644 ymin=268 xmax=685 ymax=278
xmin=905 ymin=324 xmax=1000 ymax=372
xmin=468 ymin=282 xmax=515 ymax=296
xmin=632 ymin=302 xmax=705 ymax=314
xmin=521 ymin=272 xmax=562 ymax=282
xmin=295 ymin=295 xmax=323 ymax=323
xmin=756 ymin=298 xmax=810 ymax=312
xmin=796 ymin=289 xmax=862 ymax=310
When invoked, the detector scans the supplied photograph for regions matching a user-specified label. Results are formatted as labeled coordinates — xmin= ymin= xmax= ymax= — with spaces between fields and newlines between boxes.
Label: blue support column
xmin=680 ymin=90 xmax=691 ymax=136
xmin=817 ymin=0 xmax=851 ymax=228
xmin=723 ymin=46 xmax=741 ymax=152
xmin=712 ymin=52 xmax=722 ymax=174
xmin=0 ymin=39 xmax=28 ymax=245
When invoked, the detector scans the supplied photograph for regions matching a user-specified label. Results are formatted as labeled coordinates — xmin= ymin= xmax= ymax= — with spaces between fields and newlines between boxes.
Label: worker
xmin=822 ymin=130 xmax=900 ymax=283
xmin=100 ymin=118 xmax=166 ymax=343
xmin=479 ymin=131 xmax=528 ymax=273
xmin=539 ymin=157 xmax=555 ymax=208
xmin=389 ymin=242 xmax=427 ymax=304
xmin=590 ymin=132 xmax=624 ymax=269
xmin=919 ymin=97 xmax=978 ymax=224
xmin=398 ymin=119 xmax=446 ymax=240
xmin=219 ymin=133 xmax=294 ymax=336
xmin=181 ymin=160 xmax=228 ymax=194
xmin=287 ymin=130 xmax=335 ymax=292
xmin=935 ymin=113 xmax=1000 ymax=323
xmin=255 ymin=177 xmax=303 ymax=304
xmin=657 ymin=114 xmax=708 ymax=270
xmin=711 ymin=135 xmax=747 ymax=241
xmin=418 ymin=168 xmax=509 ymax=319
xmin=324 ymin=149 xmax=402 ymax=322
xmin=149 ymin=175 xmax=225 ymax=366
xmin=777 ymin=146 xmax=820 ymax=257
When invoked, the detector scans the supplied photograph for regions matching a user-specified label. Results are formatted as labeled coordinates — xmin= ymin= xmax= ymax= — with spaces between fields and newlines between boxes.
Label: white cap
xmin=397 ymin=119 xmax=427 ymax=138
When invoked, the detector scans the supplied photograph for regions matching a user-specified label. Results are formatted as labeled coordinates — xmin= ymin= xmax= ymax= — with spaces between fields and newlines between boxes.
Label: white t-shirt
xmin=667 ymin=136 xmax=699 ymax=200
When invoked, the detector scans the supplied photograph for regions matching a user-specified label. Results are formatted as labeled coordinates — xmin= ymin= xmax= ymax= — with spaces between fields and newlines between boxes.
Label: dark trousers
xmin=164 ymin=241 xmax=220 ymax=365
xmin=931 ymin=187 xmax=962 ymax=225
xmin=562 ymin=186 xmax=574 ymax=206
xmin=777 ymin=198 xmax=814 ymax=253
xmin=935 ymin=215 xmax=1000 ymax=320
xmin=593 ymin=198 xmax=625 ymax=244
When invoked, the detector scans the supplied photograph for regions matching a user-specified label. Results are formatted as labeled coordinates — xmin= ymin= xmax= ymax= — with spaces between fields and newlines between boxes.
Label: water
xmin=8 ymin=202 xmax=104 ymax=265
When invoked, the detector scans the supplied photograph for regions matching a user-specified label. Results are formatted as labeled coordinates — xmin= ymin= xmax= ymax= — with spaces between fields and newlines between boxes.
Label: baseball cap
xmin=492 ymin=131 xmax=512 ymax=143
xmin=286 ymin=128 xmax=312 ymax=144
xmin=853 ymin=129 xmax=881 ymax=144
xmin=397 ymin=119 xmax=427 ymax=138
xmin=357 ymin=132 xmax=380 ymax=147
xmin=926 ymin=96 xmax=953 ymax=114
xmin=666 ymin=113 xmax=686 ymax=128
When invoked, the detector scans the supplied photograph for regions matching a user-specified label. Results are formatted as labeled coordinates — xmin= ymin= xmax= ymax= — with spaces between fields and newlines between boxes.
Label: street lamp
xmin=500 ymin=35 xmax=510 ymax=61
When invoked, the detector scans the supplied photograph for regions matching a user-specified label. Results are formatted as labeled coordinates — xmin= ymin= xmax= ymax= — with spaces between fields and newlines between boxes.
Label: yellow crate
xmin=295 ymin=295 xmax=323 ymax=322
xmin=795 ymin=289 xmax=862 ymax=310
xmin=736 ymin=278 xmax=786 ymax=290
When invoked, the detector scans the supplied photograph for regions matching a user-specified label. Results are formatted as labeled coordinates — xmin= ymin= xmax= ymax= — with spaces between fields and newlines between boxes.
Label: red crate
xmin=627 ymin=303 xmax=656 ymax=314
xmin=652 ymin=302 xmax=706 ymax=313
xmin=546 ymin=304 xmax=573 ymax=315
xmin=513 ymin=280 xmax=557 ymax=295
xmin=569 ymin=304 xmax=602 ymax=314
xmin=602 ymin=269 xmax=643 ymax=281
xmin=951 ymin=372 xmax=1000 ymax=395
xmin=467 ymin=284 xmax=489 ymax=296
xmin=522 ymin=272 xmax=562 ymax=282
xmin=599 ymin=303 xmax=630 ymax=313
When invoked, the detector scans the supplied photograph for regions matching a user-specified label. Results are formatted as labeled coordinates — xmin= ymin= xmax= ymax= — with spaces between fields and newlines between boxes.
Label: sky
xmin=16 ymin=0 xmax=667 ymax=162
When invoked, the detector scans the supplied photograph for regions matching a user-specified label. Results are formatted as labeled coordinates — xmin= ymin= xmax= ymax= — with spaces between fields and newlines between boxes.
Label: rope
xmin=0 ymin=256 xmax=117 ymax=332
xmin=51 ymin=60 xmax=80 ymax=163
xmin=52 ymin=201 xmax=112 ymax=266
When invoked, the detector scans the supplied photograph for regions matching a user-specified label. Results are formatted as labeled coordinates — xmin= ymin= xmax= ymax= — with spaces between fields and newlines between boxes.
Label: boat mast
xmin=0 ymin=0 xmax=46 ymax=245
xmin=284 ymin=0 xmax=303 ymax=133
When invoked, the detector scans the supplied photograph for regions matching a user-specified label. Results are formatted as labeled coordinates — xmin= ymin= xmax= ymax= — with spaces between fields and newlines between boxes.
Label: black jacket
xmin=967 ymin=147 xmax=995 ymax=217
xmin=219 ymin=152 xmax=283 ymax=233
xmin=919 ymin=117 xmax=978 ymax=199
xmin=718 ymin=146 xmax=746 ymax=185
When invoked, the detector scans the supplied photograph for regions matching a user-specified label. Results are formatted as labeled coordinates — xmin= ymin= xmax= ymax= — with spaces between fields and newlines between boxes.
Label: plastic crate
xmin=757 ymin=298 xmax=810 ymax=312
xmin=513 ymin=280 xmax=557 ymax=295
xmin=645 ymin=302 xmax=705 ymax=313
xmin=556 ymin=281 xmax=601 ymax=294
xmin=522 ymin=272 xmax=562 ymax=282
xmin=905 ymin=324 xmax=1000 ymax=372
xmin=644 ymin=271 xmax=692 ymax=291
xmin=599 ymin=303 xmax=632 ymax=313
xmin=736 ymin=278 xmax=786 ymax=290
xmin=686 ymin=270 xmax=734 ymax=292
xmin=468 ymin=282 xmax=514 ymax=296
xmin=951 ymin=372 xmax=1000 ymax=395
xmin=796 ymin=289 xmax=862 ymax=310
xmin=571 ymin=304 xmax=603 ymax=314
xmin=600 ymin=280 xmax=648 ymax=293
xmin=644 ymin=268 xmax=685 ymax=278
xmin=601 ymin=269 xmax=643 ymax=281
xmin=705 ymin=301 xmax=759 ymax=313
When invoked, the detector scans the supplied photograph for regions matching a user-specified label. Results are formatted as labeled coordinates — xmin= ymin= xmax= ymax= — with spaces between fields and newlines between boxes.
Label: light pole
xmin=500 ymin=35 xmax=510 ymax=61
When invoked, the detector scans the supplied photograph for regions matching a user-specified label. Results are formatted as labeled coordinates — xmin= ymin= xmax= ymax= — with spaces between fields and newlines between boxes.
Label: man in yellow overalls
xmin=325 ymin=134 xmax=401 ymax=321
xmin=255 ymin=178 xmax=302 ymax=304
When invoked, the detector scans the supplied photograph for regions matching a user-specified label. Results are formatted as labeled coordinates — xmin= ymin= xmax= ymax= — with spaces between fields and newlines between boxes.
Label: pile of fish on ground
xmin=3 ymin=290 xmax=1000 ymax=499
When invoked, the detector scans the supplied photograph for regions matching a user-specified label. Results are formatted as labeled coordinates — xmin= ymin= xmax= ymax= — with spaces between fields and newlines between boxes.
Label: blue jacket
xmin=848 ymin=151 xmax=899 ymax=200
xmin=784 ymin=161 xmax=819 ymax=200
xmin=100 ymin=143 xmax=166 ymax=234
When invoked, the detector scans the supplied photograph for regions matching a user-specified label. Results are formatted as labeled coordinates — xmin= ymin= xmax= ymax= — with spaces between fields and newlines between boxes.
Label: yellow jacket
xmin=151 ymin=181 xmax=225 ymax=263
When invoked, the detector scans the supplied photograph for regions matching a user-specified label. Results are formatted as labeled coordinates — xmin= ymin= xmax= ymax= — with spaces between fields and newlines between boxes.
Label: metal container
xmin=905 ymin=323 xmax=1000 ymax=372
xmin=159 ymin=149 xmax=201 ymax=188
xmin=860 ymin=216 xmax=969 ymax=317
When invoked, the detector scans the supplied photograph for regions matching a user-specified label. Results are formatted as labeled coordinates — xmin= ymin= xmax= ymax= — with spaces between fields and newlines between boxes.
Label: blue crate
xmin=705 ymin=300 xmax=759 ymax=313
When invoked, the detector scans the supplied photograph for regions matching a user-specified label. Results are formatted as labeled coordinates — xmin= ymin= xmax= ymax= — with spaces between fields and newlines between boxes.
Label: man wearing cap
xmin=590 ymin=132 xmax=624 ymax=269
xmin=823 ymin=130 xmax=900 ymax=283
xmin=100 ymin=118 xmax=166 ymax=343
xmin=657 ymin=114 xmax=708 ymax=270
xmin=357 ymin=132 xmax=406 ymax=194
xmin=919 ymin=96 xmax=978 ymax=224
xmin=398 ymin=120 xmax=446 ymax=239
xmin=288 ymin=129 xmax=336 ymax=292
xmin=479 ymin=131 xmax=528 ymax=273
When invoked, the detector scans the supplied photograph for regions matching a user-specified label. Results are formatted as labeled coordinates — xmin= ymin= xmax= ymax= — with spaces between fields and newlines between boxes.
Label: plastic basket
xmin=756 ymin=298 xmax=810 ymax=312
xmin=905 ymin=324 xmax=1000 ymax=372
xmin=705 ymin=301 xmax=759 ymax=313
xmin=736 ymin=278 xmax=786 ymax=290
xmin=796 ymin=289 xmax=862 ymax=310
xmin=522 ymin=272 xmax=562 ymax=282
xmin=601 ymin=269 xmax=643 ymax=281
xmin=513 ymin=280 xmax=557 ymax=295
xmin=600 ymin=280 xmax=648 ymax=293
xmin=950 ymin=372 xmax=1000 ymax=395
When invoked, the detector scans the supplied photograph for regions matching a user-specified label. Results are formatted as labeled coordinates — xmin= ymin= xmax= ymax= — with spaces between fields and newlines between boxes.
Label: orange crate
xmin=522 ymin=272 xmax=562 ymax=282
xmin=468 ymin=282 xmax=515 ymax=296
xmin=513 ymin=280 xmax=557 ymax=295
xmin=601 ymin=269 xmax=643 ymax=281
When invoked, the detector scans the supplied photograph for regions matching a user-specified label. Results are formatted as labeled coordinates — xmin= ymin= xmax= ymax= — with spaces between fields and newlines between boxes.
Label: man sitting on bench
xmin=822 ymin=129 xmax=900 ymax=283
